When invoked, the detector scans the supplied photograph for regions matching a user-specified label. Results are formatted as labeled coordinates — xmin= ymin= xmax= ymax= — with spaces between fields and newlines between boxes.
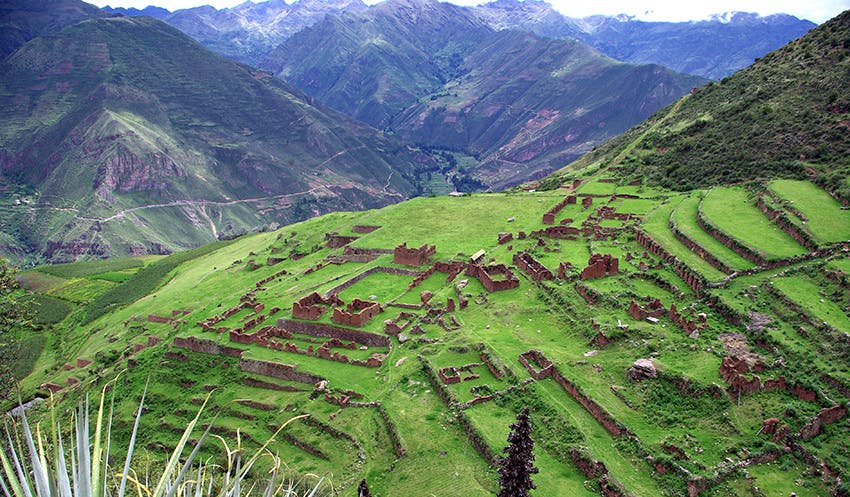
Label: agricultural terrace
xmin=12 ymin=174 xmax=849 ymax=497
xmin=768 ymin=179 xmax=850 ymax=244
xmin=701 ymin=186 xmax=808 ymax=260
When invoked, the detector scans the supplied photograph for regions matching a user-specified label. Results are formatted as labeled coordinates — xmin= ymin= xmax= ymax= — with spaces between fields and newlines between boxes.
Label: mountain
xmin=557 ymin=9 xmax=850 ymax=195
xmin=0 ymin=15 xmax=431 ymax=263
xmin=473 ymin=1 xmax=816 ymax=79
xmin=262 ymin=0 xmax=705 ymax=189
xmin=105 ymin=0 xmax=369 ymax=65
xmin=0 ymin=0 xmax=105 ymax=59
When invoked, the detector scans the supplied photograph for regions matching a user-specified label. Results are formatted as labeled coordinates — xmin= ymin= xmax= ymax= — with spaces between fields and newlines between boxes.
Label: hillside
xmin=262 ymin=0 xmax=705 ymax=189
xmin=12 ymin=170 xmax=850 ymax=496
xmin=0 ymin=15 xmax=431 ymax=264
xmin=0 ymin=0 xmax=105 ymax=59
xmin=554 ymin=9 xmax=850 ymax=198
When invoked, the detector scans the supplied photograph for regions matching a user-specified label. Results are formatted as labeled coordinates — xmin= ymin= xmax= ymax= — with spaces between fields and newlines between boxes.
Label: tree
xmin=0 ymin=257 xmax=32 ymax=400
xmin=357 ymin=479 xmax=372 ymax=497
xmin=497 ymin=407 xmax=538 ymax=497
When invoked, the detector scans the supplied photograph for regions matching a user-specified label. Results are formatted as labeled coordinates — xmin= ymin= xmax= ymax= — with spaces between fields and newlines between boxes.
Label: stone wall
xmin=276 ymin=318 xmax=389 ymax=347
xmin=797 ymin=404 xmax=848 ymax=439
xmin=324 ymin=232 xmax=359 ymax=248
xmin=696 ymin=205 xmax=767 ymax=265
xmin=352 ymin=225 xmax=381 ymax=233
xmin=627 ymin=299 xmax=665 ymax=320
xmin=580 ymin=253 xmax=619 ymax=280
xmin=719 ymin=356 xmax=817 ymax=402
xmin=635 ymin=229 xmax=705 ymax=297
xmin=465 ymin=263 xmax=520 ymax=292
xmin=668 ymin=220 xmax=733 ymax=274
xmin=323 ymin=266 xmax=422 ymax=297
xmin=393 ymin=243 xmax=436 ymax=266
xmin=513 ymin=251 xmax=555 ymax=281
xmin=239 ymin=357 xmax=323 ymax=384
xmin=172 ymin=336 xmax=245 ymax=358
xmin=377 ymin=404 xmax=406 ymax=458
xmin=756 ymin=197 xmax=817 ymax=251
xmin=542 ymin=195 xmax=576 ymax=224
xmin=332 ymin=298 xmax=383 ymax=327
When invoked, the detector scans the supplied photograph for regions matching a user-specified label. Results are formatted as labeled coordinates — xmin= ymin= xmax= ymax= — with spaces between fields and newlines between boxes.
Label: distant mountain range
xmin=104 ymin=0 xmax=815 ymax=80
xmin=559 ymin=9 xmax=850 ymax=196
xmin=0 ymin=13 xmax=429 ymax=262
xmin=103 ymin=0 xmax=368 ymax=64
xmin=260 ymin=0 xmax=705 ymax=188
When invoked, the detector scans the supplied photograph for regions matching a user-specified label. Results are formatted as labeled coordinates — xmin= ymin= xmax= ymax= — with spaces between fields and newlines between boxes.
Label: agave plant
xmin=1 ymin=381 xmax=326 ymax=497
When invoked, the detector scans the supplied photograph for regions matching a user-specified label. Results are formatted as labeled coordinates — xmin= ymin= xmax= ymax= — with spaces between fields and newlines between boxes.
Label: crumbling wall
xmin=797 ymin=405 xmax=848 ymax=439
xmin=393 ymin=243 xmax=436 ymax=266
xmin=542 ymin=195 xmax=577 ymax=224
xmin=580 ymin=253 xmax=618 ymax=280
xmin=756 ymin=197 xmax=817 ymax=251
xmin=325 ymin=232 xmax=359 ymax=248
xmin=332 ymin=298 xmax=382 ymax=327
xmin=465 ymin=263 xmax=520 ymax=292
xmin=513 ymin=251 xmax=554 ymax=281
xmin=276 ymin=318 xmax=389 ymax=347
xmin=635 ymin=230 xmax=705 ymax=297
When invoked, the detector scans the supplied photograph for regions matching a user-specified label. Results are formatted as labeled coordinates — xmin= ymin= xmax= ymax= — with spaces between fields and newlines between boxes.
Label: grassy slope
xmin=554 ymin=10 xmax=850 ymax=194
xmin=769 ymin=179 xmax=850 ymax=244
xmin=13 ymin=182 xmax=848 ymax=496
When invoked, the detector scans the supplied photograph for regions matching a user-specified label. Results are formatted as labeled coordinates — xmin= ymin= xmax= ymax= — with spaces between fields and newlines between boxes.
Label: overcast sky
xmin=92 ymin=0 xmax=850 ymax=23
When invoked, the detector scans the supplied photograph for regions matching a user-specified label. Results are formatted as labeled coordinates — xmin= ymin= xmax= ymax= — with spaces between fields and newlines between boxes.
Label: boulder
xmin=628 ymin=359 xmax=657 ymax=381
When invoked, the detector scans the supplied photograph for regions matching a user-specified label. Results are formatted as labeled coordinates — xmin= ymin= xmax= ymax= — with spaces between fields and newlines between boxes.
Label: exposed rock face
xmin=94 ymin=148 xmax=185 ymax=194
xmin=628 ymin=359 xmax=657 ymax=381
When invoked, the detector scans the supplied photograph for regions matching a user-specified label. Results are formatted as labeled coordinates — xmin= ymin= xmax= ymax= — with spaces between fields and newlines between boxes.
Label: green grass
xmin=9 ymin=333 xmax=46 ymax=379
xmin=642 ymin=196 xmax=726 ymax=280
xmin=701 ymin=187 xmax=807 ymax=260
xmin=14 ymin=187 xmax=850 ymax=496
xmin=34 ymin=256 xmax=144 ymax=278
xmin=771 ymin=274 xmax=850 ymax=331
xmin=769 ymin=179 xmax=850 ymax=244
xmin=827 ymin=256 xmax=850 ymax=274
xmin=673 ymin=192 xmax=755 ymax=270
xmin=26 ymin=292 xmax=73 ymax=324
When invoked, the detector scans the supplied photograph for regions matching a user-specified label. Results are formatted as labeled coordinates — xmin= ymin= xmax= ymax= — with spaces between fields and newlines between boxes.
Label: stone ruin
xmin=627 ymin=299 xmax=665 ymax=320
xmin=325 ymin=232 xmax=359 ymax=248
xmin=384 ymin=311 xmax=416 ymax=335
xmin=438 ymin=363 xmax=481 ymax=385
xmin=465 ymin=262 xmax=520 ymax=292
xmin=581 ymin=196 xmax=593 ymax=209
xmin=542 ymin=195 xmax=577 ymax=224
xmin=332 ymin=298 xmax=383 ymax=327
xmin=580 ymin=254 xmax=619 ymax=280
xmin=513 ymin=251 xmax=555 ymax=281
xmin=292 ymin=292 xmax=343 ymax=320
xmin=393 ymin=242 xmax=436 ymax=266
xmin=532 ymin=225 xmax=580 ymax=240
xmin=352 ymin=225 xmax=380 ymax=233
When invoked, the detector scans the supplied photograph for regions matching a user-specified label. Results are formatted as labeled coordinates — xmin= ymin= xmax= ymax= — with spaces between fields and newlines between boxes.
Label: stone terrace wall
xmin=172 ymin=336 xmax=245 ymax=358
xmin=696 ymin=204 xmax=768 ymax=265
xmin=755 ymin=197 xmax=817 ymax=251
xmin=325 ymin=232 xmax=359 ymax=248
xmin=668 ymin=219 xmax=733 ymax=274
xmin=635 ymin=229 xmax=706 ymax=297
xmin=797 ymin=404 xmax=848 ymax=439
xmin=324 ymin=266 xmax=421 ymax=297
xmin=276 ymin=318 xmax=389 ymax=347
xmin=352 ymin=225 xmax=381 ymax=233
xmin=239 ymin=358 xmax=323 ymax=384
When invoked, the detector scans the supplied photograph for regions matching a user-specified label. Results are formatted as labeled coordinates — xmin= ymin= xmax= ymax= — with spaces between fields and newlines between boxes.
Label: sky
xmin=92 ymin=0 xmax=850 ymax=23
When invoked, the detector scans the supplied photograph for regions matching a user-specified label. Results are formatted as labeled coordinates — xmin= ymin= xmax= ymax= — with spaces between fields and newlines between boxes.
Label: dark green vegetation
xmin=261 ymin=0 xmax=705 ymax=189
xmin=0 ymin=14 xmax=432 ymax=264
xmin=562 ymin=10 xmax=850 ymax=194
